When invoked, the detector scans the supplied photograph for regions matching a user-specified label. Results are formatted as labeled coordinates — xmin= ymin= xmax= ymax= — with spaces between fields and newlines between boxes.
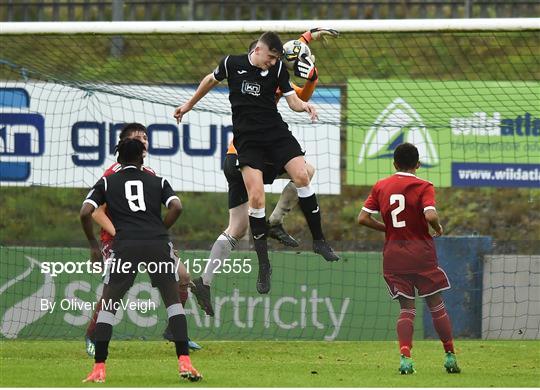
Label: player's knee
xmin=177 ymin=269 xmax=190 ymax=286
xmin=306 ymin=163 xmax=316 ymax=180
xmin=229 ymin=223 xmax=248 ymax=239
xmin=292 ymin=170 xmax=310 ymax=187
xmin=248 ymin=189 xmax=265 ymax=208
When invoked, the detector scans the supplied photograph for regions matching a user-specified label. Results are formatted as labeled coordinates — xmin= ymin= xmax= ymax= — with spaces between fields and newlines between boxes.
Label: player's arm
xmin=357 ymin=210 xmax=386 ymax=232
xmin=300 ymin=28 xmax=339 ymax=45
xmin=285 ymin=92 xmax=318 ymax=122
xmin=161 ymin=178 xmax=183 ymax=229
xmin=424 ymin=209 xmax=443 ymax=237
xmin=358 ymin=189 xmax=385 ymax=232
xmin=91 ymin=204 xmax=116 ymax=236
xmin=80 ymin=179 xmax=106 ymax=262
xmin=174 ymin=73 xmax=219 ymax=124
xmin=163 ymin=198 xmax=182 ymax=229
xmin=295 ymin=78 xmax=318 ymax=102
xmin=422 ymin=183 xmax=443 ymax=237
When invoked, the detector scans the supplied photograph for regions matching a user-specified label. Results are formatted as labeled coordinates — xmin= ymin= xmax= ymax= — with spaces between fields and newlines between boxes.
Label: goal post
xmin=0 ymin=19 xmax=538 ymax=341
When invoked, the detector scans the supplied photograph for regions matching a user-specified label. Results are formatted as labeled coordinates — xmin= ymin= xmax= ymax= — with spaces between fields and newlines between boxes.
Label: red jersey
xmin=99 ymin=162 xmax=156 ymax=244
xmin=362 ymin=172 xmax=438 ymax=274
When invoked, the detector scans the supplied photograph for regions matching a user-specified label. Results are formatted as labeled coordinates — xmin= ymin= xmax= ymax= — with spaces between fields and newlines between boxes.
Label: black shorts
xmin=105 ymin=240 xmax=179 ymax=290
xmin=223 ymin=154 xmax=284 ymax=209
xmin=234 ymin=132 xmax=304 ymax=172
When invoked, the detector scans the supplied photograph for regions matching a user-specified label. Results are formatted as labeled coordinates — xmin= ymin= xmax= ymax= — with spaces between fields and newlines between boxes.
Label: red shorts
xmin=383 ymin=267 xmax=450 ymax=299
xmin=101 ymin=240 xmax=113 ymax=260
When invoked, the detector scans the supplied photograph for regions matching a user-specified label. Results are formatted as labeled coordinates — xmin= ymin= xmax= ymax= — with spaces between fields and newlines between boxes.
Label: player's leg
xmin=192 ymin=203 xmax=248 ymax=316
xmin=418 ymin=268 xmax=460 ymax=373
xmin=384 ymin=273 xmax=416 ymax=374
xmin=397 ymin=296 xmax=416 ymax=374
xmin=241 ymin=165 xmax=272 ymax=294
xmin=283 ymin=155 xmax=339 ymax=261
xmin=191 ymin=154 xmax=250 ymax=314
xmin=150 ymin=243 xmax=201 ymax=382
xmin=84 ymin=274 xmax=133 ymax=383
xmin=162 ymin=254 xmax=202 ymax=350
xmin=424 ymin=292 xmax=460 ymax=373
xmin=84 ymin=241 xmax=113 ymax=357
xmin=267 ymin=162 xmax=314 ymax=247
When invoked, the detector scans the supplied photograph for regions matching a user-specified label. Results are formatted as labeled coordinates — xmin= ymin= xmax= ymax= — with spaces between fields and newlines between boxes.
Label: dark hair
xmin=119 ymin=122 xmax=147 ymax=141
xmin=393 ymin=143 xmax=419 ymax=170
xmin=258 ymin=31 xmax=283 ymax=54
xmin=115 ymin=138 xmax=145 ymax=165
xmin=248 ymin=39 xmax=258 ymax=52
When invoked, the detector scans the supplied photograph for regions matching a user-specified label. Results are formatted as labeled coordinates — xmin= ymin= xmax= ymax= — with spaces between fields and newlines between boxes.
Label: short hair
xmin=119 ymin=122 xmax=147 ymax=141
xmin=258 ymin=31 xmax=283 ymax=54
xmin=115 ymin=138 xmax=145 ymax=165
xmin=393 ymin=143 xmax=419 ymax=170
xmin=248 ymin=39 xmax=258 ymax=52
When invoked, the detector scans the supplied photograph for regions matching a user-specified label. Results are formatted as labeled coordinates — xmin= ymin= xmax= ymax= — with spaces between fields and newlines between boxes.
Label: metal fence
xmin=1 ymin=0 xmax=539 ymax=22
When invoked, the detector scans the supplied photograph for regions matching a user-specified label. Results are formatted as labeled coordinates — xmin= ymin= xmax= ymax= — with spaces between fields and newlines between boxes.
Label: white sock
xmin=269 ymin=181 xmax=298 ymax=226
xmin=202 ymin=232 xmax=238 ymax=286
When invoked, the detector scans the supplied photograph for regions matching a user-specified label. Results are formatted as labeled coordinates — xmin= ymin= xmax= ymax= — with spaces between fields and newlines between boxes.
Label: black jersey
xmin=213 ymin=54 xmax=295 ymax=139
xmin=83 ymin=165 xmax=179 ymax=240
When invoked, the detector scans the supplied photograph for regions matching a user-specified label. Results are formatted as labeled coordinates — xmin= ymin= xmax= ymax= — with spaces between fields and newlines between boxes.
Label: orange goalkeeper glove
xmin=301 ymin=28 xmax=339 ymax=45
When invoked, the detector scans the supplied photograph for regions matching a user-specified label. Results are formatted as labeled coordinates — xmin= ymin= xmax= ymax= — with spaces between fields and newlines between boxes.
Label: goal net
xmin=0 ymin=19 xmax=538 ymax=341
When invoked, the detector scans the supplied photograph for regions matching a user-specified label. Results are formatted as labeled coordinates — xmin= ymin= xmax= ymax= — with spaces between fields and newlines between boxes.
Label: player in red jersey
xmin=85 ymin=123 xmax=201 ymax=357
xmin=357 ymin=143 xmax=461 ymax=375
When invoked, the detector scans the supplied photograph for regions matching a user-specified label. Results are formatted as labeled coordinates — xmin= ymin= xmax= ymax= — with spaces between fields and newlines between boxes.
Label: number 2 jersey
xmin=362 ymin=172 xmax=438 ymax=274
xmin=84 ymin=165 xmax=179 ymax=241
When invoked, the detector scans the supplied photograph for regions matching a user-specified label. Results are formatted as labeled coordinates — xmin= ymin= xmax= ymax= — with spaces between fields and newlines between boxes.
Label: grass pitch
xmin=1 ymin=340 xmax=539 ymax=387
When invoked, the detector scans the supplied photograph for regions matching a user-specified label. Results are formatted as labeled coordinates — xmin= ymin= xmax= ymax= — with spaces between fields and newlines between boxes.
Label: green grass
xmin=1 ymin=340 xmax=539 ymax=387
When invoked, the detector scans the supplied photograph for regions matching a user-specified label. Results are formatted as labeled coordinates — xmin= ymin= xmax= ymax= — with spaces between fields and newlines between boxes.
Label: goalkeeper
xmin=188 ymin=28 xmax=338 ymax=316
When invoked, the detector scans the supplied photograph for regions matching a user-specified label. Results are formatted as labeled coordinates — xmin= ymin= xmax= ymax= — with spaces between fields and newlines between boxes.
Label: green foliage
xmin=1 ymin=340 xmax=539 ymax=387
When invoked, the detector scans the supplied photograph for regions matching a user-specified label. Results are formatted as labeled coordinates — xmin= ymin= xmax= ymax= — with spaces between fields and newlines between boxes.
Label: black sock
xmin=94 ymin=323 xmax=113 ymax=363
xmin=298 ymin=194 xmax=324 ymax=241
xmin=249 ymin=215 xmax=270 ymax=267
xmin=169 ymin=314 xmax=189 ymax=357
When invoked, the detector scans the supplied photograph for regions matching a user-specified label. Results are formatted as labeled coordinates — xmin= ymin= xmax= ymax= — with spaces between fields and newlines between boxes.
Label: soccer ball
xmin=282 ymin=40 xmax=313 ymax=70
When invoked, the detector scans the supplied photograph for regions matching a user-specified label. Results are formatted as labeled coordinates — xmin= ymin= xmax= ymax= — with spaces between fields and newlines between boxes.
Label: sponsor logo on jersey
xmin=241 ymin=80 xmax=261 ymax=96
xmin=358 ymin=98 xmax=439 ymax=167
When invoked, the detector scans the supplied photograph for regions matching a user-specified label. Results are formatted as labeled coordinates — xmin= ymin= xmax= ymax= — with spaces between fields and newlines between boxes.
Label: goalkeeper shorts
xmin=223 ymin=153 xmax=284 ymax=209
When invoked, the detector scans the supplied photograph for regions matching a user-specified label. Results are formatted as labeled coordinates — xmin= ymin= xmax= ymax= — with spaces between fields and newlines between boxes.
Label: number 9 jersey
xmin=83 ymin=165 xmax=179 ymax=241
xmin=362 ymin=172 xmax=438 ymax=274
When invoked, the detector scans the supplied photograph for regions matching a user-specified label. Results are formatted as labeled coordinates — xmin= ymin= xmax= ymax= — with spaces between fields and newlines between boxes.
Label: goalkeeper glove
xmin=301 ymin=28 xmax=339 ymax=44
xmin=294 ymin=54 xmax=317 ymax=81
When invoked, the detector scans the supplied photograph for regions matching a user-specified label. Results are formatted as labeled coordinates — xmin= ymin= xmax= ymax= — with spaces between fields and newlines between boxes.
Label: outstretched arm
xmin=300 ymin=28 xmax=340 ymax=45
xmin=174 ymin=73 xmax=219 ymax=123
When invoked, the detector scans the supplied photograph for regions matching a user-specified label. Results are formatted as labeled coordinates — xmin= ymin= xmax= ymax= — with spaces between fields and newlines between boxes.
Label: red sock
xmin=178 ymin=284 xmax=189 ymax=307
xmin=86 ymin=300 xmax=103 ymax=339
xmin=429 ymin=302 xmax=455 ymax=353
xmin=397 ymin=308 xmax=415 ymax=357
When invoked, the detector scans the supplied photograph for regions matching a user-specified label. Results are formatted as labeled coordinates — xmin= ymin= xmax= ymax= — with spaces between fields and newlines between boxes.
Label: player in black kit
xmin=174 ymin=31 xmax=339 ymax=295
xmin=80 ymin=137 xmax=201 ymax=383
